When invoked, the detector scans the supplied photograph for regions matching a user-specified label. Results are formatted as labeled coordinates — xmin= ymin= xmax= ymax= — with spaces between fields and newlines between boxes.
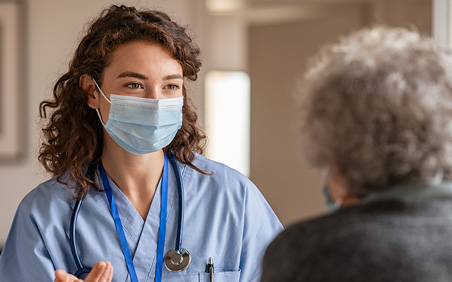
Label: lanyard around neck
xmin=99 ymin=154 xmax=168 ymax=282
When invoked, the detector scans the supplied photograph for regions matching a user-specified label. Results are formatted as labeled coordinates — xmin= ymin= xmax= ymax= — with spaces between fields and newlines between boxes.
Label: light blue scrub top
xmin=0 ymin=154 xmax=283 ymax=281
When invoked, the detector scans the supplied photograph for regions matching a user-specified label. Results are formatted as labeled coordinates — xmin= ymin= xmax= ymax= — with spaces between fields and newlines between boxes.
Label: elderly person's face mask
xmin=322 ymin=185 xmax=340 ymax=212
xmin=322 ymin=169 xmax=340 ymax=211
xmin=322 ymin=168 xmax=360 ymax=211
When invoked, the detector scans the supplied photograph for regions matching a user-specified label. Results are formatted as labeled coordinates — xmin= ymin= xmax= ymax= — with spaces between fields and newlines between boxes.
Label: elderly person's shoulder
xmin=262 ymin=196 xmax=452 ymax=282
xmin=263 ymin=201 xmax=409 ymax=262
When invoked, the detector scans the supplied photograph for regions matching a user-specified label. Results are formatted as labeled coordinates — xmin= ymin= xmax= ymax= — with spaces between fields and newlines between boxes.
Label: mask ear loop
xmin=92 ymin=79 xmax=111 ymax=126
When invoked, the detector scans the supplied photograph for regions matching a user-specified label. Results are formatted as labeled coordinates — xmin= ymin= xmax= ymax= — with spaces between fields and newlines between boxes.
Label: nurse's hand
xmin=54 ymin=261 xmax=113 ymax=282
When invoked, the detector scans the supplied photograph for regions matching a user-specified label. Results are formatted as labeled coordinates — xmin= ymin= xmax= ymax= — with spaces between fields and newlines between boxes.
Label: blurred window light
xmin=433 ymin=0 xmax=451 ymax=45
xmin=205 ymin=71 xmax=250 ymax=176
xmin=205 ymin=0 xmax=245 ymax=12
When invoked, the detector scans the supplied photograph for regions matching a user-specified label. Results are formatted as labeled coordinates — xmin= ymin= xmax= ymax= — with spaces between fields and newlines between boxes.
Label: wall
xmin=250 ymin=3 xmax=365 ymax=226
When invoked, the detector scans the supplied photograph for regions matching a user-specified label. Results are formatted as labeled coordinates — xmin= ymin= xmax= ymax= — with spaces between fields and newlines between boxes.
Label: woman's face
xmin=91 ymin=40 xmax=184 ymax=124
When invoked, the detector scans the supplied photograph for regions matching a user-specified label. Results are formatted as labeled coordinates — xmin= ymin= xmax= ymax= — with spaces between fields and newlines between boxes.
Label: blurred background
xmin=0 ymin=0 xmax=445 ymax=246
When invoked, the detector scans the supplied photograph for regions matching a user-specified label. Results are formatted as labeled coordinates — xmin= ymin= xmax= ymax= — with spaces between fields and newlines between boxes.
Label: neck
xmin=101 ymin=140 xmax=165 ymax=220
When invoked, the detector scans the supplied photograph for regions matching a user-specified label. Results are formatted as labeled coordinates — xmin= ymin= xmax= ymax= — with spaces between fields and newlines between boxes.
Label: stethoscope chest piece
xmin=164 ymin=248 xmax=191 ymax=272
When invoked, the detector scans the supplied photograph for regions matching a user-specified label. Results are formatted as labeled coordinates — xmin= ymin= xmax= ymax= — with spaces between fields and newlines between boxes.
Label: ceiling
xmin=205 ymin=0 xmax=371 ymax=25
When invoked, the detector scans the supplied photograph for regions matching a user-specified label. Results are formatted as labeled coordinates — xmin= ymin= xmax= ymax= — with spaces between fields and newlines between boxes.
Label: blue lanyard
xmin=99 ymin=155 xmax=168 ymax=282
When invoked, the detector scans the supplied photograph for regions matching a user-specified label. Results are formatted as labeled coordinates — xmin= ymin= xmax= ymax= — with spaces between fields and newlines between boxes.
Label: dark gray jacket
xmin=261 ymin=183 xmax=452 ymax=282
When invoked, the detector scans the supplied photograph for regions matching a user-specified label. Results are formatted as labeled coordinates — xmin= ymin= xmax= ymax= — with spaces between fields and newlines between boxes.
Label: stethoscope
xmin=70 ymin=153 xmax=191 ymax=278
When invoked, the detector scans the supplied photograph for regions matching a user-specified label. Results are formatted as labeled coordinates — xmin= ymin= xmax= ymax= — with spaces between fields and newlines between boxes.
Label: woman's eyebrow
xmin=163 ymin=74 xmax=183 ymax=81
xmin=116 ymin=72 xmax=183 ymax=81
xmin=117 ymin=71 xmax=149 ymax=80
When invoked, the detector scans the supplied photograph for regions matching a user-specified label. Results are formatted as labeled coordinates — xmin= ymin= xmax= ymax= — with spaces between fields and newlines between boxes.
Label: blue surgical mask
xmin=322 ymin=185 xmax=340 ymax=212
xmin=93 ymin=80 xmax=183 ymax=155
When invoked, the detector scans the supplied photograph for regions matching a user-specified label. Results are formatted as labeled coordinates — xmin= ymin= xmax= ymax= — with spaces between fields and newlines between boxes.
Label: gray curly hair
xmin=299 ymin=26 xmax=452 ymax=197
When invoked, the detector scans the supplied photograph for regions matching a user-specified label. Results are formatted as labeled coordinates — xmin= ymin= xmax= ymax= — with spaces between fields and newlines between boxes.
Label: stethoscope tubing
xmin=70 ymin=152 xmax=186 ymax=277
xmin=168 ymin=153 xmax=184 ymax=251
xmin=70 ymin=199 xmax=92 ymax=277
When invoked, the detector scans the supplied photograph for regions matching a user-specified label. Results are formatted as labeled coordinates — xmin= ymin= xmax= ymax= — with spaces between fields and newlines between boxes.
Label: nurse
xmin=0 ymin=5 xmax=282 ymax=282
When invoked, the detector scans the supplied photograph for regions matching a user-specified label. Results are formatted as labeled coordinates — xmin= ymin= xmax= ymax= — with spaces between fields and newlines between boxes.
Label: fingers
xmin=105 ymin=262 xmax=114 ymax=281
xmin=55 ymin=261 xmax=113 ymax=282
xmin=54 ymin=269 xmax=83 ymax=282
xmin=85 ymin=261 xmax=113 ymax=282
xmin=54 ymin=269 xmax=68 ymax=282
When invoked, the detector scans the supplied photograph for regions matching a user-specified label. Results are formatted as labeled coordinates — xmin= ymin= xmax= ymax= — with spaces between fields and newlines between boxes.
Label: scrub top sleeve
xmin=239 ymin=182 xmax=283 ymax=282
xmin=0 ymin=198 xmax=56 ymax=281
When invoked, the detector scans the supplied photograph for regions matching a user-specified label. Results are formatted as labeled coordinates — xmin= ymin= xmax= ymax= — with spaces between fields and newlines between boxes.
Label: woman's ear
xmin=79 ymin=74 xmax=99 ymax=109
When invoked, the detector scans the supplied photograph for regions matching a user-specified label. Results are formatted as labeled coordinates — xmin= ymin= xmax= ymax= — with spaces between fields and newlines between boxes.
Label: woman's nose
xmin=145 ymin=87 xmax=160 ymax=99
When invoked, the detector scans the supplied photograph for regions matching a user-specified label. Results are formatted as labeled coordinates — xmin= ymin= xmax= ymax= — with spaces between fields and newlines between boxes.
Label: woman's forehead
xmin=104 ymin=41 xmax=183 ymax=80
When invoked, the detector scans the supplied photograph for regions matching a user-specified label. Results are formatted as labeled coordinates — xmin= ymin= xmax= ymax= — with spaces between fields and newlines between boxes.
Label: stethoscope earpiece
xmin=164 ymin=249 xmax=191 ymax=272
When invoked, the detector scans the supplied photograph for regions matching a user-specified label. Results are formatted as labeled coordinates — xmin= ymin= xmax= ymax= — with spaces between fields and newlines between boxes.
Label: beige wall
xmin=250 ymin=4 xmax=365 ymax=226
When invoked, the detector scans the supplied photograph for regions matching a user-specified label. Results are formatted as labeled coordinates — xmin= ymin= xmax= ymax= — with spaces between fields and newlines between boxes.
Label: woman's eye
xmin=125 ymin=83 xmax=143 ymax=89
xmin=165 ymin=84 xmax=180 ymax=90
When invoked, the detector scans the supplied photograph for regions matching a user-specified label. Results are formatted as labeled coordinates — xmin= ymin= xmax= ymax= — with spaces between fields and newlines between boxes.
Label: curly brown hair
xmin=39 ymin=5 xmax=207 ymax=200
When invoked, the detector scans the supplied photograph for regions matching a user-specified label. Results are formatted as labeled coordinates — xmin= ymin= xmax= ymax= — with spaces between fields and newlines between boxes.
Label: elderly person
xmin=261 ymin=26 xmax=452 ymax=282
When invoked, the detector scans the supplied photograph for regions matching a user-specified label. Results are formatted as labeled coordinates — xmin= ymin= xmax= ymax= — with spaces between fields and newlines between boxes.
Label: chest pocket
xmin=163 ymin=269 xmax=241 ymax=282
